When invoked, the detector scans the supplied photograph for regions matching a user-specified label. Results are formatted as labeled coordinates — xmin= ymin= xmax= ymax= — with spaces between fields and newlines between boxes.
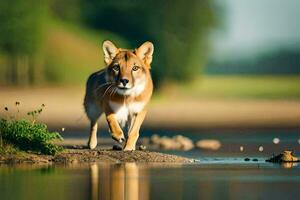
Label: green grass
xmin=0 ymin=142 xmax=19 ymax=155
xmin=0 ymin=103 xmax=63 ymax=155
xmin=174 ymin=75 xmax=300 ymax=99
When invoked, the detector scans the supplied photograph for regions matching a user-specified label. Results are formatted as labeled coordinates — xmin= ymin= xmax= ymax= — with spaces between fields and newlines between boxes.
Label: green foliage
xmin=0 ymin=103 xmax=63 ymax=155
xmin=26 ymin=103 xmax=45 ymax=123
xmin=0 ymin=0 xmax=48 ymax=85
xmin=0 ymin=0 xmax=47 ymax=55
xmin=0 ymin=141 xmax=18 ymax=155
xmin=49 ymin=0 xmax=82 ymax=22
xmin=79 ymin=0 xmax=221 ymax=86
xmin=0 ymin=0 xmax=221 ymax=86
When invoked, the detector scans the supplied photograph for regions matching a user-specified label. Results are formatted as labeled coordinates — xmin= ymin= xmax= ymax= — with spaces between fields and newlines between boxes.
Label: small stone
xmin=244 ymin=158 xmax=250 ymax=161
xmin=159 ymin=137 xmax=178 ymax=150
xmin=282 ymin=151 xmax=298 ymax=162
xmin=266 ymin=150 xmax=299 ymax=163
xmin=252 ymin=158 xmax=258 ymax=162
xmin=140 ymin=137 xmax=150 ymax=145
xmin=259 ymin=146 xmax=264 ymax=152
xmin=173 ymin=135 xmax=194 ymax=151
xmin=196 ymin=139 xmax=221 ymax=151
xmin=273 ymin=138 xmax=280 ymax=144
xmin=240 ymin=146 xmax=244 ymax=152
xmin=150 ymin=134 xmax=160 ymax=144
xmin=139 ymin=145 xmax=146 ymax=151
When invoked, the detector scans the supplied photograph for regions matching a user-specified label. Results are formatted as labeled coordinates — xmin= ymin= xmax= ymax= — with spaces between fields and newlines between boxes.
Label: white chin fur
xmin=117 ymin=79 xmax=146 ymax=96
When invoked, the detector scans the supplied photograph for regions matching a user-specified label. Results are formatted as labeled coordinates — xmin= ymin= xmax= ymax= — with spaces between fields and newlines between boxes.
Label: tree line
xmin=0 ymin=0 xmax=221 ymax=86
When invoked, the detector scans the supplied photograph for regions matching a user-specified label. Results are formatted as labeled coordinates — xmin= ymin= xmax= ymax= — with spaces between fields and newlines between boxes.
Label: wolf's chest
xmin=109 ymin=101 xmax=145 ymax=127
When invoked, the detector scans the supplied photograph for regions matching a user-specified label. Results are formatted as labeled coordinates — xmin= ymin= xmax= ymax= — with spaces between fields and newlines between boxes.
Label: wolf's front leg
xmin=106 ymin=113 xmax=125 ymax=143
xmin=124 ymin=111 xmax=147 ymax=151
xmin=88 ymin=120 xmax=98 ymax=149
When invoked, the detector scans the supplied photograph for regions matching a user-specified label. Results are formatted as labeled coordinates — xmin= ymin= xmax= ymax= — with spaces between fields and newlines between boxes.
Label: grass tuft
xmin=0 ymin=103 xmax=63 ymax=155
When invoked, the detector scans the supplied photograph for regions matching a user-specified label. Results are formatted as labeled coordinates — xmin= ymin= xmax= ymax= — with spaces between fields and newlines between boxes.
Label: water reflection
xmin=1 ymin=161 xmax=300 ymax=200
xmin=90 ymin=164 xmax=99 ymax=200
xmin=89 ymin=163 xmax=148 ymax=200
xmin=281 ymin=162 xmax=298 ymax=169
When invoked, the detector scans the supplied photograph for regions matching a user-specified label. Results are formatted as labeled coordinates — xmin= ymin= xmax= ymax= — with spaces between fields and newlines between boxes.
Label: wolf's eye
xmin=132 ymin=65 xmax=140 ymax=71
xmin=112 ymin=65 xmax=119 ymax=72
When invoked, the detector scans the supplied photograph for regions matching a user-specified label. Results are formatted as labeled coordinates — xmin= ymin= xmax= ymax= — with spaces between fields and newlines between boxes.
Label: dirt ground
xmin=1 ymin=87 xmax=300 ymax=130
xmin=0 ymin=148 xmax=192 ymax=164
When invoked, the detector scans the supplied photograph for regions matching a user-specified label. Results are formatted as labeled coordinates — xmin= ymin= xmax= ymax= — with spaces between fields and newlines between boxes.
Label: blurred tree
xmin=0 ymin=0 xmax=47 ymax=85
xmin=0 ymin=0 xmax=221 ymax=86
xmin=207 ymin=48 xmax=300 ymax=75
xmin=49 ymin=0 xmax=81 ymax=22
xmin=80 ymin=0 xmax=220 ymax=86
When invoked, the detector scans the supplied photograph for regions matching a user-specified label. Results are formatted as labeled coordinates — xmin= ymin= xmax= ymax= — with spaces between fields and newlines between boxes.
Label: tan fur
xmin=84 ymin=40 xmax=154 ymax=150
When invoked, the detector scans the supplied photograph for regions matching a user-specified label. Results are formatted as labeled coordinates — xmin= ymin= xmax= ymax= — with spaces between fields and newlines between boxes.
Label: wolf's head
xmin=102 ymin=40 xmax=154 ymax=96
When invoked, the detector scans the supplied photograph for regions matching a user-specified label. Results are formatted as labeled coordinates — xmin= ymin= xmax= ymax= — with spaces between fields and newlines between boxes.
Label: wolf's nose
xmin=120 ymin=78 xmax=129 ymax=86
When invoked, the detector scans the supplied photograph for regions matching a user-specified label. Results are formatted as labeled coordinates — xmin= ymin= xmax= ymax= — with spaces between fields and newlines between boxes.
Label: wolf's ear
xmin=102 ymin=40 xmax=118 ymax=65
xmin=136 ymin=41 xmax=154 ymax=66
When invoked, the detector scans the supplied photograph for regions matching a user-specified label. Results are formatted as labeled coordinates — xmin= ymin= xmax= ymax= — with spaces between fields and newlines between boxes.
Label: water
xmin=1 ymin=129 xmax=300 ymax=200
xmin=1 ymin=161 xmax=300 ymax=200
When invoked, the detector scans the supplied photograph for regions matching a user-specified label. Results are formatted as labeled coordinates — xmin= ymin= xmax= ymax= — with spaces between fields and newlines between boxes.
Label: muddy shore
xmin=0 ymin=148 xmax=193 ymax=165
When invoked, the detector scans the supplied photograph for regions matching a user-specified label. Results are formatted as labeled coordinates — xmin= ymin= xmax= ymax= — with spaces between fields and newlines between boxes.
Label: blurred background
xmin=1 ymin=0 xmax=300 ymax=132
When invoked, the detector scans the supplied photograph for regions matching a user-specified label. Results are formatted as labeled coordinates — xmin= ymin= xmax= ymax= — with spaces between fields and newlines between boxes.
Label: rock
xmin=266 ymin=150 xmax=299 ymax=163
xmin=159 ymin=136 xmax=181 ymax=150
xmin=158 ymin=136 xmax=194 ymax=151
xmin=244 ymin=158 xmax=250 ymax=161
xmin=149 ymin=134 xmax=194 ymax=151
xmin=140 ymin=137 xmax=150 ymax=145
xmin=173 ymin=135 xmax=194 ymax=151
xmin=281 ymin=151 xmax=298 ymax=162
xmin=150 ymin=134 xmax=161 ymax=144
xmin=139 ymin=145 xmax=147 ymax=151
xmin=252 ymin=158 xmax=258 ymax=162
xmin=196 ymin=139 xmax=221 ymax=150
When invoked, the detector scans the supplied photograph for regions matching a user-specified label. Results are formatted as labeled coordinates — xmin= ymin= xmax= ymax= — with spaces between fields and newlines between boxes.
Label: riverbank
xmin=0 ymin=148 xmax=193 ymax=165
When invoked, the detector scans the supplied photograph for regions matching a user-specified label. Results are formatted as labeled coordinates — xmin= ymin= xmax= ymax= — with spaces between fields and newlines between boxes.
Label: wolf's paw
xmin=88 ymin=138 xmax=97 ymax=149
xmin=111 ymin=131 xmax=125 ymax=143
xmin=124 ymin=145 xmax=136 ymax=151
